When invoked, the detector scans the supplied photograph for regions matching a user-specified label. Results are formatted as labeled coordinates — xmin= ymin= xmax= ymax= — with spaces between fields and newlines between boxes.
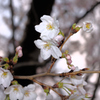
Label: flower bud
xmin=66 ymin=54 xmax=71 ymax=60
xmin=16 ymin=46 xmax=23 ymax=58
xmin=53 ymin=35 xmax=64 ymax=46
xmin=67 ymin=59 xmax=72 ymax=65
xmin=16 ymin=46 xmax=22 ymax=52
xmin=71 ymin=23 xmax=81 ymax=34
xmin=18 ymin=50 xmax=23 ymax=57
xmin=68 ymin=65 xmax=75 ymax=70
xmin=3 ymin=57 xmax=9 ymax=63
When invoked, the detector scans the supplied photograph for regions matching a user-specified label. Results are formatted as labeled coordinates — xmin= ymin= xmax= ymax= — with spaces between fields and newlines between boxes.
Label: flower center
xmin=43 ymin=42 xmax=51 ymax=50
xmin=1 ymin=72 xmax=7 ymax=78
xmin=46 ymin=23 xmax=54 ymax=30
xmin=13 ymin=87 xmax=19 ymax=92
xmin=25 ymin=91 xmax=30 ymax=97
xmin=86 ymin=23 xmax=91 ymax=29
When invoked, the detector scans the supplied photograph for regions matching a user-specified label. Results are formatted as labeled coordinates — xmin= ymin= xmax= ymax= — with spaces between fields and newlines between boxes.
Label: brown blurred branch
xmin=10 ymin=0 xmax=15 ymax=51
xmin=75 ymin=2 xmax=100 ymax=23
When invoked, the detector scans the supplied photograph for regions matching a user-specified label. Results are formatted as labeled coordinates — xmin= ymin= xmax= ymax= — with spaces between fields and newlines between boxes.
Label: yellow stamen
xmin=46 ymin=24 xmax=54 ymax=30
xmin=13 ymin=87 xmax=19 ymax=92
xmin=1 ymin=72 xmax=7 ymax=78
xmin=86 ymin=23 xmax=91 ymax=29
xmin=25 ymin=91 xmax=30 ymax=97
xmin=43 ymin=43 xmax=51 ymax=50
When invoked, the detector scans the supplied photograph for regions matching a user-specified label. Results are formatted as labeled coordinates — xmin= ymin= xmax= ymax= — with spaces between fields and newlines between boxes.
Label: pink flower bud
xmin=53 ymin=35 xmax=64 ymax=46
xmin=16 ymin=46 xmax=23 ymax=57
xmin=67 ymin=59 xmax=72 ymax=64
xmin=66 ymin=54 xmax=71 ymax=60
xmin=68 ymin=65 xmax=75 ymax=70
xmin=18 ymin=50 xmax=23 ymax=57
xmin=16 ymin=46 xmax=22 ymax=52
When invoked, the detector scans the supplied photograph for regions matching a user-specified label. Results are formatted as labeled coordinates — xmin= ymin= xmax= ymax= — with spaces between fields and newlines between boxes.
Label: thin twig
xmin=14 ymin=70 xmax=100 ymax=80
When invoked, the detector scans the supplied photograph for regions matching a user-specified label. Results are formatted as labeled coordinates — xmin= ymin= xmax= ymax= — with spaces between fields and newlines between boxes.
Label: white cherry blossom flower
xmin=35 ymin=15 xmax=60 ymax=41
xmin=0 ymin=85 xmax=6 ymax=100
xmin=69 ymin=67 xmax=86 ymax=86
xmin=0 ymin=68 xmax=13 ymax=87
xmin=23 ymin=84 xmax=37 ymax=100
xmin=34 ymin=39 xmax=62 ymax=60
xmin=4 ymin=85 xmax=24 ymax=100
xmin=83 ymin=21 xmax=93 ymax=33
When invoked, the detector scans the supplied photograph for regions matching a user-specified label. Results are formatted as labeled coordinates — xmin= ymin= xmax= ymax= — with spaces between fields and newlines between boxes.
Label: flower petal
xmin=40 ymin=49 xmax=51 ymax=60
xmin=34 ymin=39 xmax=45 ymax=49
xmin=51 ymin=45 xmax=62 ymax=59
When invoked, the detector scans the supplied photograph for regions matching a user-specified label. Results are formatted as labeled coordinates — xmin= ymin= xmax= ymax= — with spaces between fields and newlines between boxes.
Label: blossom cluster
xmin=0 ymin=47 xmax=37 ymax=100
xmin=34 ymin=15 xmax=93 ymax=100
xmin=0 ymin=15 xmax=93 ymax=100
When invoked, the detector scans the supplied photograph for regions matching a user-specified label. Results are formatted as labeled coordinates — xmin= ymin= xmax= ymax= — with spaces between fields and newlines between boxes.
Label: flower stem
xmin=60 ymin=33 xmax=72 ymax=50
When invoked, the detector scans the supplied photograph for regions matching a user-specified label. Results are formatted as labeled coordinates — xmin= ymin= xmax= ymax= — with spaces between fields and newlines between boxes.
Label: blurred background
xmin=0 ymin=0 xmax=100 ymax=100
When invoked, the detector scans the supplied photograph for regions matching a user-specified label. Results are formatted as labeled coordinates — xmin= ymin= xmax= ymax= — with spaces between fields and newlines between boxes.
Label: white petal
xmin=24 ymin=84 xmax=35 ymax=91
xmin=35 ymin=22 xmax=47 ymax=33
xmin=51 ymin=45 xmax=62 ymax=59
xmin=4 ymin=86 xmax=12 ymax=94
xmin=78 ymin=85 xmax=86 ymax=95
xmin=41 ymin=15 xmax=53 ymax=24
xmin=40 ymin=49 xmax=51 ymax=60
xmin=23 ymin=92 xmax=37 ymax=100
xmin=34 ymin=39 xmax=45 ymax=49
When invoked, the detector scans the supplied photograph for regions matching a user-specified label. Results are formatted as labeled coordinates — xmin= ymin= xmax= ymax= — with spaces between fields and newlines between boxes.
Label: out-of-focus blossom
xmin=23 ymin=84 xmax=37 ymax=100
xmin=0 ymin=68 xmax=13 ymax=87
xmin=82 ymin=21 xmax=93 ymax=33
xmin=35 ymin=15 xmax=59 ymax=41
xmin=0 ymin=85 xmax=6 ymax=100
xmin=45 ymin=94 xmax=53 ymax=100
xmin=4 ymin=85 xmax=24 ymax=100
xmin=34 ymin=39 xmax=62 ymax=60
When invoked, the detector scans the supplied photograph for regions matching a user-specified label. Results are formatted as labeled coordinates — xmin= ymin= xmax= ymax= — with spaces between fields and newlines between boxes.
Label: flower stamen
xmin=25 ymin=91 xmax=30 ymax=97
xmin=43 ymin=43 xmax=51 ymax=50
xmin=1 ymin=72 xmax=7 ymax=78
xmin=46 ymin=24 xmax=54 ymax=30
xmin=86 ymin=23 xmax=91 ymax=29
xmin=13 ymin=87 xmax=19 ymax=92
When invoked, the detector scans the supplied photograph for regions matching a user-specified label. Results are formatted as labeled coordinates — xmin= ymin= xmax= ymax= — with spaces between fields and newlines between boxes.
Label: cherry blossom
xmin=23 ymin=84 xmax=37 ymax=100
xmin=0 ymin=68 xmax=13 ymax=87
xmin=34 ymin=39 xmax=62 ymax=60
xmin=4 ymin=85 xmax=24 ymax=100
xmin=82 ymin=21 xmax=93 ymax=33
xmin=69 ymin=67 xmax=86 ymax=86
xmin=35 ymin=15 xmax=60 ymax=41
